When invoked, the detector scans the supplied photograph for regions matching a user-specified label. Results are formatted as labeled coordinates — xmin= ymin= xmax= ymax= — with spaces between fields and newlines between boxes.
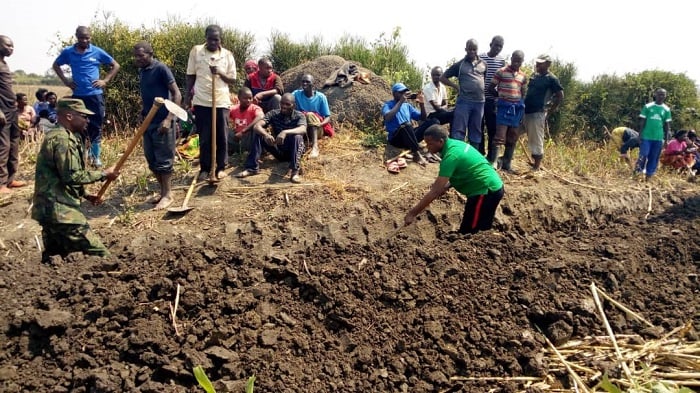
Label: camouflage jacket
xmin=31 ymin=125 xmax=104 ymax=225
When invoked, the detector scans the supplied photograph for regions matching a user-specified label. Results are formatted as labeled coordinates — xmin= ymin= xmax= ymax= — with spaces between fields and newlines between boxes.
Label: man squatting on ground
xmin=32 ymin=98 xmax=120 ymax=260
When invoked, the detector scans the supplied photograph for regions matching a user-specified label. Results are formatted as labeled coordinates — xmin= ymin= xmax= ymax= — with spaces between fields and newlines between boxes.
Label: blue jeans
xmin=451 ymin=99 xmax=484 ymax=147
xmin=636 ymin=139 xmax=663 ymax=176
xmin=72 ymin=94 xmax=105 ymax=145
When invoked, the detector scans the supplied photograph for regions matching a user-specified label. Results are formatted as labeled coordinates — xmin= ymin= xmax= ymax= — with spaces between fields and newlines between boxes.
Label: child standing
xmin=636 ymin=88 xmax=672 ymax=180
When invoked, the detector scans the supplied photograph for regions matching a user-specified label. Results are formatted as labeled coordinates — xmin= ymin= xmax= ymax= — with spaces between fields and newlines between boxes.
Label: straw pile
xmin=450 ymin=283 xmax=699 ymax=393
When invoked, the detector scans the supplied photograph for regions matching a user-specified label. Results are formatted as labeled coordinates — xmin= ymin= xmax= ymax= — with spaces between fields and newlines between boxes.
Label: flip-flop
xmin=396 ymin=157 xmax=408 ymax=169
xmin=386 ymin=160 xmax=400 ymax=174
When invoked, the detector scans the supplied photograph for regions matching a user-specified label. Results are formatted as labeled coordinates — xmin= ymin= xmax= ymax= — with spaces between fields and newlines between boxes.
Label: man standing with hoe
xmin=32 ymin=98 xmax=120 ymax=261
xmin=184 ymin=25 xmax=237 ymax=182
xmin=53 ymin=26 xmax=120 ymax=168
xmin=133 ymin=41 xmax=182 ymax=210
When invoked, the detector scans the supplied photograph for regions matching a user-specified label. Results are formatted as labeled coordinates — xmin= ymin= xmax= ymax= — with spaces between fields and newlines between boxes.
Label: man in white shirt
xmin=184 ymin=25 xmax=237 ymax=180
xmin=422 ymin=66 xmax=453 ymax=126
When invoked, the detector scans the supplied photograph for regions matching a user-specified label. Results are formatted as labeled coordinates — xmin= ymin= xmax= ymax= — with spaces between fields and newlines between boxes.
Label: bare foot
xmin=154 ymin=195 xmax=174 ymax=210
xmin=148 ymin=195 xmax=161 ymax=204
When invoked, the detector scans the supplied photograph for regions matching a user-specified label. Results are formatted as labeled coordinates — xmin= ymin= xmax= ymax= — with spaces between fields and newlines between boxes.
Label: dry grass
xmin=14 ymin=85 xmax=72 ymax=102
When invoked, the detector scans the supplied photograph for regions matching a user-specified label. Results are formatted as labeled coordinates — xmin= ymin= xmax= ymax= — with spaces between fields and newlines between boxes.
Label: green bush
xmin=268 ymin=26 xmax=423 ymax=90
xmin=55 ymin=14 xmax=256 ymax=131
xmin=565 ymin=70 xmax=699 ymax=141
xmin=268 ymin=31 xmax=330 ymax=73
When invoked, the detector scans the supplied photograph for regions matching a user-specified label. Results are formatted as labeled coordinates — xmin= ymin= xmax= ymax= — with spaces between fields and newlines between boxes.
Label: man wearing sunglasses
xmin=32 ymin=98 xmax=119 ymax=261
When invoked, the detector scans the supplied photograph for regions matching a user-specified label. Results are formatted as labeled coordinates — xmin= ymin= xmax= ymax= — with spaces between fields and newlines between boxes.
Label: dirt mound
xmin=280 ymin=55 xmax=389 ymax=128
xmin=0 ymin=139 xmax=699 ymax=392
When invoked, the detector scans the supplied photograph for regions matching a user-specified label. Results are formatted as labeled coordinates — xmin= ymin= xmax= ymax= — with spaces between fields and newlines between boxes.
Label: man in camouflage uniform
xmin=32 ymin=98 xmax=120 ymax=261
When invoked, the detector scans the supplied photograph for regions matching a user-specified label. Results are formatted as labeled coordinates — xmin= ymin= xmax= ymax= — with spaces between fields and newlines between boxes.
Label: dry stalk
xmin=645 ymin=186 xmax=652 ymax=220
xmin=450 ymin=376 xmax=541 ymax=382
xmin=34 ymin=235 xmax=41 ymax=251
xmin=168 ymin=284 xmax=182 ymax=336
xmin=12 ymin=241 xmax=22 ymax=253
xmin=594 ymin=285 xmax=655 ymax=328
xmin=0 ymin=238 xmax=6 ymax=250
xmin=389 ymin=182 xmax=409 ymax=194
xmin=542 ymin=168 xmax=608 ymax=191
xmin=284 ymin=192 xmax=289 ymax=206
xmin=590 ymin=282 xmax=634 ymax=382
xmin=536 ymin=323 xmax=592 ymax=393
xmin=302 ymin=259 xmax=311 ymax=276
xmin=108 ymin=216 xmax=118 ymax=227
xmin=226 ymin=183 xmax=320 ymax=192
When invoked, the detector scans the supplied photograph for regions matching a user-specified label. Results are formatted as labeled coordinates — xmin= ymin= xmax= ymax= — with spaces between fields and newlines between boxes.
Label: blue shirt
xmin=292 ymin=89 xmax=331 ymax=117
xmin=55 ymin=44 xmax=115 ymax=96
xmin=139 ymin=60 xmax=176 ymax=124
xmin=382 ymin=100 xmax=421 ymax=140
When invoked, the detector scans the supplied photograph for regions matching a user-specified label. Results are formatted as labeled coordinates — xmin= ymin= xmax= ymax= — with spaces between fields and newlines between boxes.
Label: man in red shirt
xmin=487 ymin=50 xmax=528 ymax=172
xmin=244 ymin=57 xmax=283 ymax=113
xmin=228 ymin=87 xmax=264 ymax=156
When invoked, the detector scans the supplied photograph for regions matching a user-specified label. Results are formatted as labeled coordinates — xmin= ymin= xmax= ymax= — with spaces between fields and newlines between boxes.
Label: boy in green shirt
xmin=636 ymin=88 xmax=671 ymax=180
xmin=405 ymin=125 xmax=504 ymax=234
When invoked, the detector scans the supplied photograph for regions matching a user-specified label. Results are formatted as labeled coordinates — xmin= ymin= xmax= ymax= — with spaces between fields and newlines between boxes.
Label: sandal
xmin=386 ymin=160 xmax=401 ymax=174
xmin=396 ymin=157 xmax=408 ymax=169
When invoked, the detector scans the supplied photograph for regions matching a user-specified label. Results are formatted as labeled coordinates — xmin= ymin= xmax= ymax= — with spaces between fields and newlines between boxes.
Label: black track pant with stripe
xmin=459 ymin=186 xmax=504 ymax=234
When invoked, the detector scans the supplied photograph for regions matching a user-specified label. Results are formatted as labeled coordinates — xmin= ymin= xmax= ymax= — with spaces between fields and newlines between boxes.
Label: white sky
xmin=4 ymin=0 xmax=698 ymax=85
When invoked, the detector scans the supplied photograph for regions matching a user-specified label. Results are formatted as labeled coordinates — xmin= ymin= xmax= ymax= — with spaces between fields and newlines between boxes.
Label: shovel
xmin=95 ymin=97 xmax=164 ymax=204
xmin=167 ymin=174 xmax=198 ymax=214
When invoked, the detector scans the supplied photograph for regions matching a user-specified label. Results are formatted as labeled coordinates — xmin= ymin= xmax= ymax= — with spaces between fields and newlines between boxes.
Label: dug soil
xmin=0 ymin=131 xmax=698 ymax=393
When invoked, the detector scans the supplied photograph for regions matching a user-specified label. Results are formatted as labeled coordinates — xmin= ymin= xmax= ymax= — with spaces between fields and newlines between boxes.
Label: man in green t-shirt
xmin=404 ymin=124 xmax=504 ymax=234
xmin=635 ymin=88 xmax=672 ymax=180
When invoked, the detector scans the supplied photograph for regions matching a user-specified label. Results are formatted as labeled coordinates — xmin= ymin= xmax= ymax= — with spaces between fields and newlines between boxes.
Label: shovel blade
xmin=163 ymin=99 xmax=189 ymax=122
xmin=167 ymin=205 xmax=194 ymax=214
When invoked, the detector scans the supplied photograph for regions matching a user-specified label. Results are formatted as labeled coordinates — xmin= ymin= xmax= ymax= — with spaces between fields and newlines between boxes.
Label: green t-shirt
xmin=640 ymin=102 xmax=672 ymax=141
xmin=439 ymin=138 xmax=503 ymax=197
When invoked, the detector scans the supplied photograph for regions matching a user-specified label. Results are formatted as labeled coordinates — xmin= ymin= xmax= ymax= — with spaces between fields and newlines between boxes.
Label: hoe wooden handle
xmin=96 ymin=97 xmax=165 ymax=203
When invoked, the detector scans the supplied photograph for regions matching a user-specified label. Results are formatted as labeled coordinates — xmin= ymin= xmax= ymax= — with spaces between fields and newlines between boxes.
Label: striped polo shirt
xmin=492 ymin=65 xmax=528 ymax=102
xmin=479 ymin=52 xmax=506 ymax=100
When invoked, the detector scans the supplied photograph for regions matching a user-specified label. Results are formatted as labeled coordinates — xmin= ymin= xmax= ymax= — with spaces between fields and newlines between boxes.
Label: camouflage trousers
xmin=41 ymin=223 xmax=109 ymax=261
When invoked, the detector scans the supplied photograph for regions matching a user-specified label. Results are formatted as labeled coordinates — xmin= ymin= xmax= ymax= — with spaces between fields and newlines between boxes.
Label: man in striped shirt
xmin=479 ymin=36 xmax=506 ymax=158
xmin=487 ymin=50 xmax=528 ymax=172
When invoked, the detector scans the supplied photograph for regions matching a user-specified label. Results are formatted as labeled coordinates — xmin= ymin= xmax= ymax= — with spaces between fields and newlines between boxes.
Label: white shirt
xmin=422 ymin=81 xmax=447 ymax=115
xmin=186 ymin=44 xmax=236 ymax=108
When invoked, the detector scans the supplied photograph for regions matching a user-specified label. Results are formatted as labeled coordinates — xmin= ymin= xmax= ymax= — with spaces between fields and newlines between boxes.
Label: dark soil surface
xmin=1 ymin=137 xmax=698 ymax=392
xmin=1 ymin=56 xmax=698 ymax=393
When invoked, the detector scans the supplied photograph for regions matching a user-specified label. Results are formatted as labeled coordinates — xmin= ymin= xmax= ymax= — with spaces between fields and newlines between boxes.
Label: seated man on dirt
xmin=660 ymin=129 xmax=696 ymax=170
xmin=228 ymin=87 xmax=264 ymax=156
xmin=422 ymin=66 xmax=453 ymax=126
xmin=382 ymin=83 xmax=439 ymax=166
xmin=404 ymin=124 xmax=504 ymax=234
xmin=291 ymin=74 xmax=334 ymax=159
xmin=244 ymin=57 xmax=283 ymax=113
xmin=234 ymin=93 xmax=306 ymax=183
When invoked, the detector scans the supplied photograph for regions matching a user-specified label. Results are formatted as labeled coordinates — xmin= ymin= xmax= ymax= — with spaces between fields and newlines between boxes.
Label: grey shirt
xmin=444 ymin=57 xmax=487 ymax=103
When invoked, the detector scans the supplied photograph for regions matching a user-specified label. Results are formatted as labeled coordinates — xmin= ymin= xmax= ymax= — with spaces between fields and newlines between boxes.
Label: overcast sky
xmin=5 ymin=0 xmax=698 ymax=85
